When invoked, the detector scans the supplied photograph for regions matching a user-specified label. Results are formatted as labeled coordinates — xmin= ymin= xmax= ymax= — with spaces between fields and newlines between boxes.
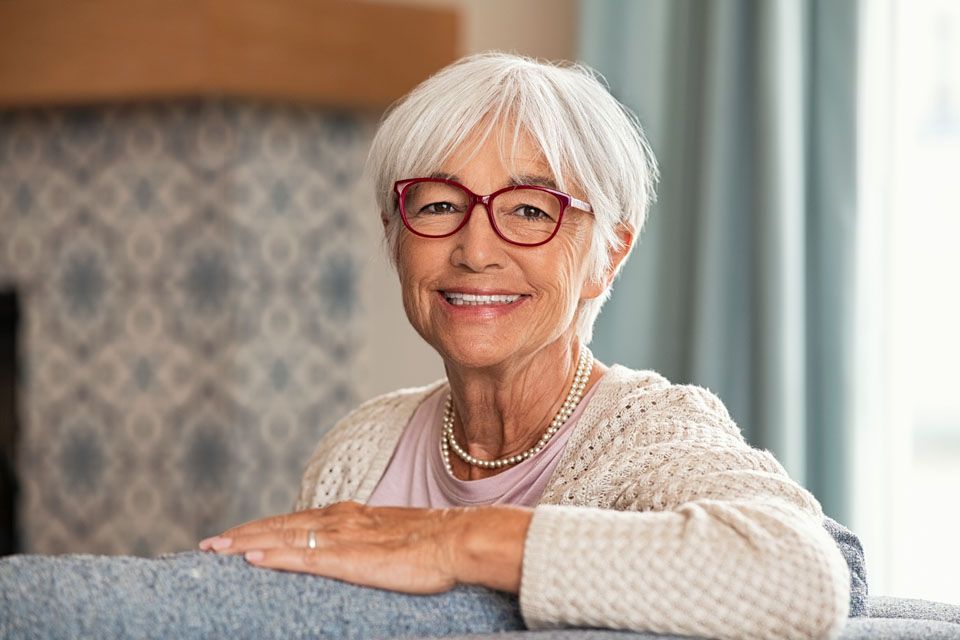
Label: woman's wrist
xmin=450 ymin=505 xmax=534 ymax=594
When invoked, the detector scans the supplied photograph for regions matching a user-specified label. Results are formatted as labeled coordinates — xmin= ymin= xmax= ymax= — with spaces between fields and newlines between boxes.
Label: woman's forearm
xmin=518 ymin=503 xmax=850 ymax=639
xmin=452 ymin=505 xmax=534 ymax=594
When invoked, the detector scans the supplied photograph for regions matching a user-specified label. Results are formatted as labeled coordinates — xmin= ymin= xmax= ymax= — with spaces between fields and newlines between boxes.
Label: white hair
xmin=365 ymin=51 xmax=659 ymax=345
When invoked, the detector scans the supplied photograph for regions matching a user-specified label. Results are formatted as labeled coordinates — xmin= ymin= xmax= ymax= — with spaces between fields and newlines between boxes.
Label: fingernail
xmin=198 ymin=537 xmax=216 ymax=550
xmin=210 ymin=537 xmax=232 ymax=551
xmin=245 ymin=550 xmax=264 ymax=562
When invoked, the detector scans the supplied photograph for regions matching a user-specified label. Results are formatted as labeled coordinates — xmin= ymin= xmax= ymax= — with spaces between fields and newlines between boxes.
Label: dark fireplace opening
xmin=0 ymin=290 xmax=20 ymax=555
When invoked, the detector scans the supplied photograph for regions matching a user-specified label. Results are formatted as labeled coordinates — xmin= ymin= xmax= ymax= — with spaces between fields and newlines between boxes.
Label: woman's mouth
xmin=441 ymin=291 xmax=524 ymax=306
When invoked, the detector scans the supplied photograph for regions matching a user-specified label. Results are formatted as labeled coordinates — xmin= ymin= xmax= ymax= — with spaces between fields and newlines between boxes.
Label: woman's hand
xmin=198 ymin=501 xmax=533 ymax=595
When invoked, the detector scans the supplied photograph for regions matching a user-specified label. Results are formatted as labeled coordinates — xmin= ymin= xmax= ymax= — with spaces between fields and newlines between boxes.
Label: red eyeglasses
xmin=394 ymin=177 xmax=594 ymax=247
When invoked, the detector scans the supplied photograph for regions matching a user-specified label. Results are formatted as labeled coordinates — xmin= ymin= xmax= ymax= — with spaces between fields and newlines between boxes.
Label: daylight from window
xmin=857 ymin=0 xmax=960 ymax=605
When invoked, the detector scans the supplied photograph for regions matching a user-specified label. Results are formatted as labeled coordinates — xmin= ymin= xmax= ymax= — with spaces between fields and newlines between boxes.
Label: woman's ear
xmin=608 ymin=222 xmax=635 ymax=278
xmin=581 ymin=222 xmax=635 ymax=300
xmin=380 ymin=211 xmax=390 ymax=231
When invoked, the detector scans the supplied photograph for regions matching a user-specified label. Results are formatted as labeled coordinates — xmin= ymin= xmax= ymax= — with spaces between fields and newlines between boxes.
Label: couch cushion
xmin=824 ymin=515 xmax=869 ymax=616
xmin=440 ymin=617 xmax=960 ymax=640
xmin=839 ymin=618 xmax=960 ymax=639
xmin=867 ymin=595 xmax=960 ymax=624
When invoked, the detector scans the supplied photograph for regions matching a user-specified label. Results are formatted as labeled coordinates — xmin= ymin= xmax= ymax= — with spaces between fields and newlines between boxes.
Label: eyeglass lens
xmin=402 ymin=181 xmax=562 ymax=244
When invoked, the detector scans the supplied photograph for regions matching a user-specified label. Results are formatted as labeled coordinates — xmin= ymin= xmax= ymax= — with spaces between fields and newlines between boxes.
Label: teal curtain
xmin=581 ymin=0 xmax=859 ymax=523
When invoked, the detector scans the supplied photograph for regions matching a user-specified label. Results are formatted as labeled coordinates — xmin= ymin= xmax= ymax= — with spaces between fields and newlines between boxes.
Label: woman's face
xmin=391 ymin=127 xmax=607 ymax=370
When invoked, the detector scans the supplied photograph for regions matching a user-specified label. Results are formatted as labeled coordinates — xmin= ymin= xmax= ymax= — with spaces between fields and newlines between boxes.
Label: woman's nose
xmin=450 ymin=202 xmax=506 ymax=271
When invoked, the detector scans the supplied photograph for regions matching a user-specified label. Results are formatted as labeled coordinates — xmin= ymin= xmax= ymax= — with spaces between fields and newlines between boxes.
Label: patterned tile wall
xmin=0 ymin=101 xmax=373 ymax=555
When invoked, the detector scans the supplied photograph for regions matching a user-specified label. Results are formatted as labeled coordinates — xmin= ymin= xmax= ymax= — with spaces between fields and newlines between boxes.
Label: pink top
xmin=367 ymin=378 xmax=603 ymax=508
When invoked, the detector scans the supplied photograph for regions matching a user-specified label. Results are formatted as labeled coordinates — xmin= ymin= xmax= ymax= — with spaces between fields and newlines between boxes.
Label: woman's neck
xmin=443 ymin=339 xmax=606 ymax=480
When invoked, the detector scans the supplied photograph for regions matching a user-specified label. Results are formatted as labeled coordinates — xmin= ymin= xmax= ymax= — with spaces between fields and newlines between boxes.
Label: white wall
xmin=354 ymin=127 xmax=447 ymax=400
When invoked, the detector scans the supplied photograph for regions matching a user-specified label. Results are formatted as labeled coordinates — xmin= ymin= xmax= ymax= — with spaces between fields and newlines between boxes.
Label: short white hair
xmin=365 ymin=51 xmax=658 ymax=345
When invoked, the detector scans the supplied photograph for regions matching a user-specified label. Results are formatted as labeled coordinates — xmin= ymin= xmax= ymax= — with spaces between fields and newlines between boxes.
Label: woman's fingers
xmin=198 ymin=501 xmax=365 ymax=550
xmin=196 ymin=502 xmax=488 ymax=595
xmin=201 ymin=527 xmax=324 ymax=555
xmin=243 ymin=547 xmax=344 ymax=578
xmin=199 ymin=514 xmax=297 ymax=550
xmin=245 ymin=546 xmax=456 ymax=595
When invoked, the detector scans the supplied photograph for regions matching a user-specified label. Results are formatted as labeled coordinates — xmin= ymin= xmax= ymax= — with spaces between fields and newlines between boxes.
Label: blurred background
xmin=0 ymin=0 xmax=957 ymax=606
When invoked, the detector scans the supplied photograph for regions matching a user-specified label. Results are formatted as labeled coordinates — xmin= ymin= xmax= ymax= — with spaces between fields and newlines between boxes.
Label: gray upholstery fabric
xmin=441 ymin=619 xmax=960 ymax=640
xmin=438 ymin=633 xmax=712 ymax=639
xmin=823 ymin=515 xmax=869 ymax=617
xmin=838 ymin=618 xmax=960 ymax=639
xmin=0 ymin=552 xmax=524 ymax=640
xmin=440 ymin=599 xmax=960 ymax=640
xmin=868 ymin=596 xmax=960 ymax=624
xmin=1 ymin=550 xmax=957 ymax=639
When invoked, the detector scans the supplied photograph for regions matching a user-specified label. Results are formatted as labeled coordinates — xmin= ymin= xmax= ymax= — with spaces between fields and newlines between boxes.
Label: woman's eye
xmin=420 ymin=202 xmax=458 ymax=214
xmin=517 ymin=205 xmax=551 ymax=220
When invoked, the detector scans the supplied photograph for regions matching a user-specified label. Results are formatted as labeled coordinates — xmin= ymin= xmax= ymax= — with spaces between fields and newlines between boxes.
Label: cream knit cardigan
xmin=295 ymin=364 xmax=850 ymax=640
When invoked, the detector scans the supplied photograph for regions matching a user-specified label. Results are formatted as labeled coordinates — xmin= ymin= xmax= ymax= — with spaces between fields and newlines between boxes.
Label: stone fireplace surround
xmin=0 ymin=101 xmax=376 ymax=556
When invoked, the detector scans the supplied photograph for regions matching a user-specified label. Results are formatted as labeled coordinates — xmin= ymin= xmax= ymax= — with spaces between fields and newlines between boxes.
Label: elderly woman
xmin=1 ymin=53 xmax=862 ymax=640
xmin=196 ymin=52 xmax=854 ymax=636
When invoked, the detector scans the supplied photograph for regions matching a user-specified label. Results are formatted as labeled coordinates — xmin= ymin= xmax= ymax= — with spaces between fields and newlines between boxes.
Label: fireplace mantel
xmin=0 ymin=0 xmax=458 ymax=109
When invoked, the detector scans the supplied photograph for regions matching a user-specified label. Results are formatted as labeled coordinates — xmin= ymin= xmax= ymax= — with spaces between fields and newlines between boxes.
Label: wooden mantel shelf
xmin=0 ymin=0 xmax=459 ymax=109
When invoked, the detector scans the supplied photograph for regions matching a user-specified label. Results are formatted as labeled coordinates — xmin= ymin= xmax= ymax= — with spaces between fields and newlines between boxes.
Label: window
xmin=856 ymin=0 xmax=960 ymax=604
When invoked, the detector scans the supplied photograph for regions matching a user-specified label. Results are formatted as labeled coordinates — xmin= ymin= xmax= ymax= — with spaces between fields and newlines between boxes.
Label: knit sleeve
xmin=292 ymin=394 xmax=392 ymax=511
xmin=292 ymin=417 xmax=356 ymax=512
xmin=518 ymin=386 xmax=850 ymax=640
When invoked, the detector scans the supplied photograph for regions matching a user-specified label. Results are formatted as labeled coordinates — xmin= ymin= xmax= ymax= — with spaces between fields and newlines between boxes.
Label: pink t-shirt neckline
xmin=367 ymin=376 xmax=604 ymax=508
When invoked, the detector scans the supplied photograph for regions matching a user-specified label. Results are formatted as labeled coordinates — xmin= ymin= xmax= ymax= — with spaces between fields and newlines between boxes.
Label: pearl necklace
xmin=441 ymin=346 xmax=594 ymax=475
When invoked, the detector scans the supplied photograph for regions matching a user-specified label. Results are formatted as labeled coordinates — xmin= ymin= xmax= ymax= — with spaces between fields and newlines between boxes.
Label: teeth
xmin=443 ymin=292 xmax=522 ymax=305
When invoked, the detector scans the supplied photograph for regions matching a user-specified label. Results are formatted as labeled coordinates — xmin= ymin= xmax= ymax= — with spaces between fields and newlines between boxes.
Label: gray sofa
xmin=448 ymin=596 xmax=960 ymax=640
xmin=443 ymin=597 xmax=960 ymax=639
xmin=1 ymin=558 xmax=958 ymax=639
xmin=1 ymin=516 xmax=958 ymax=639
xmin=445 ymin=597 xmax=960 ymax=639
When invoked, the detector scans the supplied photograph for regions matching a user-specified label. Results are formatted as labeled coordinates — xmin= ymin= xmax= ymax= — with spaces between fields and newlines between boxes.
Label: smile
xmin=441 ymin=291 xmax=523 ymax=306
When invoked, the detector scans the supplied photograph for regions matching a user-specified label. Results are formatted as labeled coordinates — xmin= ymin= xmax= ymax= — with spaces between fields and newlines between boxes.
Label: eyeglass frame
xmin=393 ymin=177 xmax=594 ymax=248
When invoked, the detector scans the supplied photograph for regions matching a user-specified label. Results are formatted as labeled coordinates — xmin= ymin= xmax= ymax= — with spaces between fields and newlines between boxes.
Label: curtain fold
xmin=580 ymin=0 xmax=858 ymax=523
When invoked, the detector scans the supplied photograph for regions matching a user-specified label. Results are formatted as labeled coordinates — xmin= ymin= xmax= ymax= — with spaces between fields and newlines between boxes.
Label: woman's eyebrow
xmin=509 ymin=174 xmax=559 ymax=190
xmin=424 ymin=172 xmax=559 ymax=191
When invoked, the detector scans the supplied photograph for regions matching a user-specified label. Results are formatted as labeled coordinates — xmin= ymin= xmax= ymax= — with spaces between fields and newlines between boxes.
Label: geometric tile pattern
xmin=0 ymin=101 xmax=370 ymax=555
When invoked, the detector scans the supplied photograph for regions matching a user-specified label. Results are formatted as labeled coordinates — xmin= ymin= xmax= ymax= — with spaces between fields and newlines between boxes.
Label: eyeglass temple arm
xmin=570 ymin=195 xmax=593 ymax=213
